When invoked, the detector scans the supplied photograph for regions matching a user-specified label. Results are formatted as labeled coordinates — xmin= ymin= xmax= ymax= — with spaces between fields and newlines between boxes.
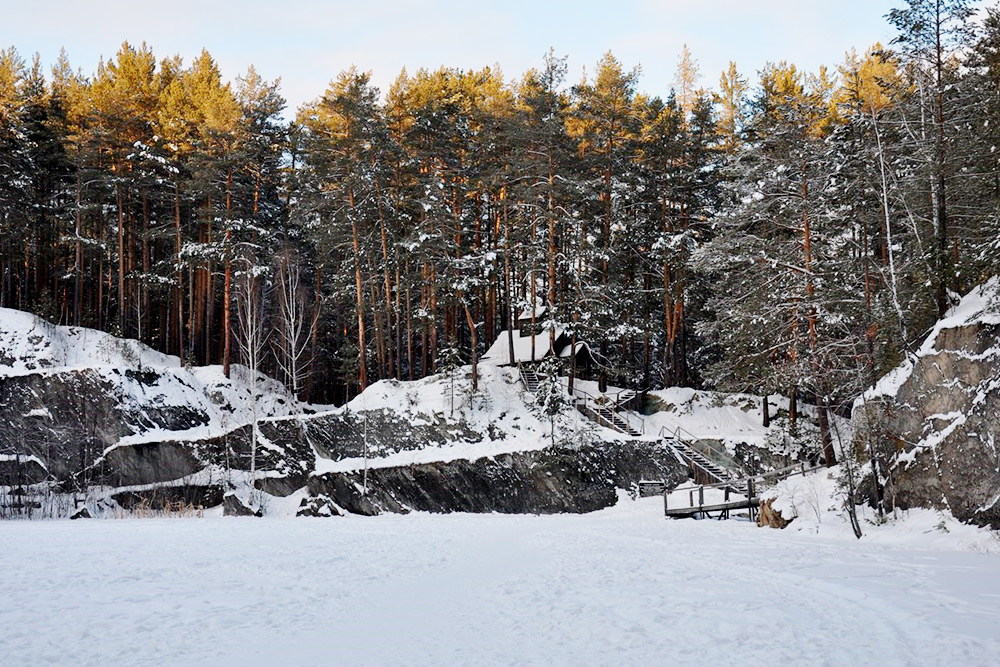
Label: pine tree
xmin=569 ymin=52 xmax=641 ymax=391
xmin=697 ymin=62 xmax=841 ymax=463
xmin=674 ymin=44 xmax=701 ymax=123
xmin=299 ymin=67 xmax=394 ymax=393
xmin=888 ymin=0 xmax=977 ymax=315
xmin=716 ymin=62 xmax=747 ymax=154
xmin=0 ymin=48 xmax=33 ymax=310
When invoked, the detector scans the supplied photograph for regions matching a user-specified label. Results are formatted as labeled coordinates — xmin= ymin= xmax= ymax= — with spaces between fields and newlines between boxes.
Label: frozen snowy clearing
xmin=1 ymin=499 xmax=998 ymax=666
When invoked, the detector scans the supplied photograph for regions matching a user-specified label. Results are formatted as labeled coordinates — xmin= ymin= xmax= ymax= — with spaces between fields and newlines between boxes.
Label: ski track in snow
xmin=1 ymin=499 xmax=998 ymax=667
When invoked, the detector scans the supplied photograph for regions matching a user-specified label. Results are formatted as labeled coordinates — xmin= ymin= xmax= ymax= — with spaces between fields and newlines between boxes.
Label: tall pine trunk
xmin=350 ymin=188 xmax=368 ymax=392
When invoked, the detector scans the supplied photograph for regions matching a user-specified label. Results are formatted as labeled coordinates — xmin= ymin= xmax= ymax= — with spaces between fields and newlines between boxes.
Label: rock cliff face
xmin=0 ymin=368 xmax=209 ymax=483
xmin=853 ymin=278 xmax=1000 ymax=527
xmin=304 ymin=439 xmax=686 ymax=516
xmin=106 ymin=409 xmax=685 ymax=517
xmin=0 ymin=308 xmax=686 ymax=517
xmin=0 ymin=307 xmax=299 ymax=487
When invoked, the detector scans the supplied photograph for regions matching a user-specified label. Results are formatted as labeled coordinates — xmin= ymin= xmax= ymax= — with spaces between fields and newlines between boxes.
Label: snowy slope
xmin=760 ymin=464 xmax=1000 ymax=549
xmin=0 ymin=308 xmax=176 ymax=374
xmin=645 ymin=386 xmax=804 ymax=445
xmin=566 ymin=377 xmax=841 ymax=451
xmin=323 ymin=364 xmax=839 ymax=477
xmin=312 ymin=360 xmax=610 ymax=474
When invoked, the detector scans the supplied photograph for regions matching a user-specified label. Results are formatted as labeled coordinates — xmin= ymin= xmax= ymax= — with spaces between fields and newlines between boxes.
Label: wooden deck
xmin=664 ymin=495 xmax=761 ymax=519
xmin=662 ymin=461 xmax=825 ymax=521
xmin=664 ymin=481 xmax=760 ymax=520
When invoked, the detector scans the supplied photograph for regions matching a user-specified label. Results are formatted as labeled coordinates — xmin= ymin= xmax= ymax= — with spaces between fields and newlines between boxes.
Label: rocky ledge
xmin=853 ymin=278 xmax=1000 ymax=528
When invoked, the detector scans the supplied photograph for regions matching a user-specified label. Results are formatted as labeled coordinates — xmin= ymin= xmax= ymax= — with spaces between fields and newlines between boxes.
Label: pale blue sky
xmin=4 ymin=0 xmax=898 ymax=113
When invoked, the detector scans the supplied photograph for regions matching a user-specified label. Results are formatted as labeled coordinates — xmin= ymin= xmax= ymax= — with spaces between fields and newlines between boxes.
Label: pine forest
xmin=1 ymin=0 xmax=996 ymax=453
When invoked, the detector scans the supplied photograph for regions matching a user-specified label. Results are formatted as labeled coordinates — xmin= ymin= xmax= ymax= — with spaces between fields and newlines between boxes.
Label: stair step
xmin=667 ymin=439 xmax=737 ymax=483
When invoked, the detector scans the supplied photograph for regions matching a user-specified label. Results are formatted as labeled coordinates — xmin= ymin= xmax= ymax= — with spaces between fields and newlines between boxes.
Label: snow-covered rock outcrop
xmin=0 ymin=309 xmax=685 ymax=517
xmin=0 ymin=308 xmax=299 ymax=488
xmin=853 ymin=277 xmax=1000 ymax=527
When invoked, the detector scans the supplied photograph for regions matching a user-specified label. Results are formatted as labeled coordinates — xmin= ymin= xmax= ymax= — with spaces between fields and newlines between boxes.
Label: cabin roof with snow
xmin=557 ymin=340 xmax=591 ymax=359
xmin=482 ymin=329 xmax=562 ymax=365
xmin=516 ymin=305 xmax=548 ymax=324
xmin=482 ymin=328 xmax=592 ymax=366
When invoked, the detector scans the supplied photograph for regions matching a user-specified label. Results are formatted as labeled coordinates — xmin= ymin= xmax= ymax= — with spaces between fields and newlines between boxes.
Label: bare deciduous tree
xmin=235 ymin=255 xmax=270 ymax=488
xmin=273 ymin=250 xmax=316 ymax=400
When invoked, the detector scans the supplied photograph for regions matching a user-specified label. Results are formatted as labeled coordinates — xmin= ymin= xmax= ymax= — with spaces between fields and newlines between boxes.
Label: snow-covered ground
xmin=1 ymin=498 xmax=997 ymax=666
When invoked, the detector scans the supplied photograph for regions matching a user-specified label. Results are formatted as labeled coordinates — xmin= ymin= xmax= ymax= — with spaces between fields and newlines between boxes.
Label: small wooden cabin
xmin=482 ymin=307 xmax=594 ymax=377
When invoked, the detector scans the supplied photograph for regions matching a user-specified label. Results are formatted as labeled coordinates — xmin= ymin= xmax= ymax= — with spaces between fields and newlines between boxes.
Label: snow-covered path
xmin=1 ymin=500 xmax=998 ymax=666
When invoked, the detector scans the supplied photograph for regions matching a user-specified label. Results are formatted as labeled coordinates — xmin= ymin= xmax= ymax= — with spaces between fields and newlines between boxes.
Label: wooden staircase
xmin=665 ymin=437 xmax=736 ymax=485
xmin=519 ymin=365 xmax=541 ymax=393
xmin=611 ymin=389 xmax=638 ymax=411
xmin=591 ymin=403 xmax=642 ymax=437
xmin=517 ymin=364 xmax=643 ymax=437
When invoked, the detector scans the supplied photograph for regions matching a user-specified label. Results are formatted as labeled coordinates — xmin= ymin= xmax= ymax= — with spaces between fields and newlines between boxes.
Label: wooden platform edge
xmin=664 ymin=496 xmax=762 ymax=517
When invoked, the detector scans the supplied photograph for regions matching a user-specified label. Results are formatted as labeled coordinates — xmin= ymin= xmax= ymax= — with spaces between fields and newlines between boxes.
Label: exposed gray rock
xmin=261 ymin=408 xmax=483 ymax=462
xmin=308 ymin=439 xmax=687 ymax=516
xmin=223 ymin=492 xmax=262 ymax=517
xmin=295 ymin=494 xmax=342 ymax=517
xmin=0 ymin=368 xmax=209 ymax=481
xmin=102 ymin=441 xmax=204 ymax=487
xmin=853 ymin=278 xmax=1000 ymax=528
xmin=0 ymin=455 xmax=48 ymax=485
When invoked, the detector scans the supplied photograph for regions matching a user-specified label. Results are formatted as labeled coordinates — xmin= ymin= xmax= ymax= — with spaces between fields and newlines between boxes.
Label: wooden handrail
xmin=569 ymin=383 xmax=644 ymax=435
xmin=661 ymin=427 xmax=826 ymax=519
xmin=673 ymin=460 xmax=823 ymax=492
xmin=659 ymin=425 xmax=732 ymax=463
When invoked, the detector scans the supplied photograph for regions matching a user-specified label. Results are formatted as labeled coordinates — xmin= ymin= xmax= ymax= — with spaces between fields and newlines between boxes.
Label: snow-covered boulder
xmin=853 ymin=278 xmax=1000 ymax=527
